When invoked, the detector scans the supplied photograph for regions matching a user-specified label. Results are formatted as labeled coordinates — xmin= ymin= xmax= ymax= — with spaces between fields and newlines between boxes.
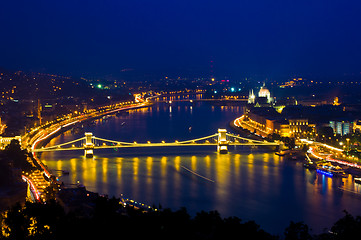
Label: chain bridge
xmin=32 ymin=129 xmax=280 ymax=157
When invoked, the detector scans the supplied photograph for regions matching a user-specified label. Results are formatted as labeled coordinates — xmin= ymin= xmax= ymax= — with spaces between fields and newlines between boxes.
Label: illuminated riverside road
xmin=41 ymin=100 xmax=361 ymax=234
xmin=22 ymin=101 xmax=149 ymax=202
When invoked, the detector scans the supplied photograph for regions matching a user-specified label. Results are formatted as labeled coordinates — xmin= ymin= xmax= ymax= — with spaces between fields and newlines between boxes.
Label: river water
xmin=42 ymin=100 xmax=361 ymax=234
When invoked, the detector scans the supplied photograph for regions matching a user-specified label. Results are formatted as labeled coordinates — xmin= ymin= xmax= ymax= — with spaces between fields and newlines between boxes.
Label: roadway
xmin=301 ymin=139 xmax=361 ymax=170
xmin=21 ymin=100 xmax=151 ymax=202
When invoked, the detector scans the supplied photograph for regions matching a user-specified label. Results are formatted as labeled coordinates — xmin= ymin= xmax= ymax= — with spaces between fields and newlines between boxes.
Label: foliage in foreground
xmin=0 ymin=197 xmax=360 ymax=240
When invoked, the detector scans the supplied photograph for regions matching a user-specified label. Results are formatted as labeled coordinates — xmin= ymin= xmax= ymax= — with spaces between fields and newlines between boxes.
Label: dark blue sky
xmin=1 ymin=0 xmax=361 ymax=80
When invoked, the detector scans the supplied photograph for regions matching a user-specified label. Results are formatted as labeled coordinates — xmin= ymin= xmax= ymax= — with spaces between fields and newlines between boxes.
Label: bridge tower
xmin=84 ymin=132 xmax=94 ymax=158
xmin=217 ymin=129 xmax=228 ymax=154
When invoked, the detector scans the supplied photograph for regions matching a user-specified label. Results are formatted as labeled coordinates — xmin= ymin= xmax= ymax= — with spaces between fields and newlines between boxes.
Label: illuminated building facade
xmin=248 ymin=89 xmax=255 ymax=104
xmin=245 ymin=107 xmax=291 ymax=137
xmin=354 ymin=121 xmax=361 ymax=132
xmin=329 ymin=120 xmax=353 ymax=136
xmin=248 ymin=85 xmax=273 ymax=107
xmin=258 ymin=86 xmax=272 ymax=103
xmin=242 ymin=107 xmax=316 ymax=138
xmin=289 ymin=119 xmax=315 ymax=137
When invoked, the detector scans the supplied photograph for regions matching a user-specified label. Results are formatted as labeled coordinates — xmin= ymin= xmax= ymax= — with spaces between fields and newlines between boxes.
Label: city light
xmin=2 ymin=1 xmax=361 ymax=237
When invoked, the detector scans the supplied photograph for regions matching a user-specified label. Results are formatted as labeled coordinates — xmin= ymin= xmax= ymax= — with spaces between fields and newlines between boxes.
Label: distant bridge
xmin=32 ymin=129 xmax=280 ymax=157
xmin=154 ymin=99 xmax=248 ymax=103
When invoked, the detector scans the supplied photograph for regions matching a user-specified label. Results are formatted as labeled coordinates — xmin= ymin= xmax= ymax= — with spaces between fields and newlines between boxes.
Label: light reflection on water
xmin=40 ymin=101 xmax=361 ymax=234
xmin=43 ymin=149 xmax=361 ymax=234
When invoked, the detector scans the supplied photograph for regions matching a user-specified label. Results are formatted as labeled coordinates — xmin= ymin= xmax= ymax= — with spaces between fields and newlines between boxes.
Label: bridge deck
xmin=33 ymin=142 xmax=279 ymax=152
xmin=32 ymin=131 xmax=280 ymax=153
xmin=155 ymin=99 xmax=248 ymax=103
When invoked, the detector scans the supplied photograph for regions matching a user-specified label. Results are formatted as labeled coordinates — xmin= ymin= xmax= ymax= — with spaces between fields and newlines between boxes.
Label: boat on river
xmin=304 ymin=162 xmax=317 ymax=170
xmin=354 ymin=178 xmax=361 ymax=184
xmin=275 ymin=151 xmax=286 ymax=156
xmin=316 ymin=162 xmax=347 ymax=177
xmin=275 ymin=150 xmax=294 ymax=156
xmin=304 ymin=153 xmax=317 ymax=170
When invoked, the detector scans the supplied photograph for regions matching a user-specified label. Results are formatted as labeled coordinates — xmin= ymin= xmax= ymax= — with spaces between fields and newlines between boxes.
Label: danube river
xmin=42 ymin=100 xmax=361 ymax=234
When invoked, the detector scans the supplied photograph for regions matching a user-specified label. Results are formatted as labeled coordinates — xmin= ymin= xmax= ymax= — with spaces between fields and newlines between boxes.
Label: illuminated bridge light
xmin=316 ymin=169 xmax=333 ymax=177
xmin=32 ymin=130 xmax=279 ymax=157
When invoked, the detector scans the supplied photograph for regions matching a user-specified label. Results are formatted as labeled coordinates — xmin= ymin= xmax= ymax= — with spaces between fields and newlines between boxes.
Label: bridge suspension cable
xmin=92 ymin=136 xmax=134 ymax=145
xmin=39 ymin=137 xmax=86 ymax=150
xmin=176 ymin=133 xmax=218 ymax=144
xmin=225 ymin=133 xmax=277 ymax=145
xmin=32 ymin=130 xmax=280 ymax=155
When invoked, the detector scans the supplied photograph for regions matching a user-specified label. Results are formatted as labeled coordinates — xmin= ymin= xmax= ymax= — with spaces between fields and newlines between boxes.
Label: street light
xmin=346 ymin=138 xmax=350 ymax=152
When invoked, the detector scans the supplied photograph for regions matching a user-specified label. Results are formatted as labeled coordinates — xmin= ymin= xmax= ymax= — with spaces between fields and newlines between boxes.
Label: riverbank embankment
xmin=228 ymin=119 xmax=265 ymax=141
xmin=31 ymin=102 xmax=152 ymax=150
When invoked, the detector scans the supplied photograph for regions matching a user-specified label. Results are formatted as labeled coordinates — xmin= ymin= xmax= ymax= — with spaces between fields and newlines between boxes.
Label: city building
xmin=248 ymin=85 xmax=273 ymax=107
xmin=0 ymin=117 xmax=5 ymax=135
xmin=329 ymin=120 xmax=353 ymax=136
xmin=258 ymin=86 xmax=272 ymax=103
xmin=241 ymin=105 xmax=317 ymax=138
xmin=0 ymin=136 xmax=21 ymax=149
xmin=248 ymin=89 xmax=256 ymax=104
xmin=289 ymin=119 xmax=315 ymax=137
xmin=244 ymin=107 xmax=291 ymax=137
xmin=354 ymin=121 xmax=361 ymax=132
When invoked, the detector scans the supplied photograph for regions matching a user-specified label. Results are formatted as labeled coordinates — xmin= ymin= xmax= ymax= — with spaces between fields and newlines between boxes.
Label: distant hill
xmin=0 ymin=68 xmax=94 ymax=100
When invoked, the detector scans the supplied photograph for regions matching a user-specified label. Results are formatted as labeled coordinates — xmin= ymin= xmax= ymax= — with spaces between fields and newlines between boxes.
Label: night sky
xmin=1 ymin=0 xmax=361 ymax=80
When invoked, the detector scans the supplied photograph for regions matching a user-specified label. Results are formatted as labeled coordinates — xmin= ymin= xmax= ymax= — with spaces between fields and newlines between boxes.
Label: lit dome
xmin=258 ymin=87 xmax=270 ymax=98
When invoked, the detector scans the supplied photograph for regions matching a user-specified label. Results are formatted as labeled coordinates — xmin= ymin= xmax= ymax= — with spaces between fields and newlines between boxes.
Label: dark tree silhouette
xmin=2 ymin=197 xmax=361 ymax=240
xmin=3 ymin=140 xmax=34 ymax=172
xmin=284 ymin=221 xmax=312 ymax=240
xmin=330 ymin=210 xmax=361 ymax=239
